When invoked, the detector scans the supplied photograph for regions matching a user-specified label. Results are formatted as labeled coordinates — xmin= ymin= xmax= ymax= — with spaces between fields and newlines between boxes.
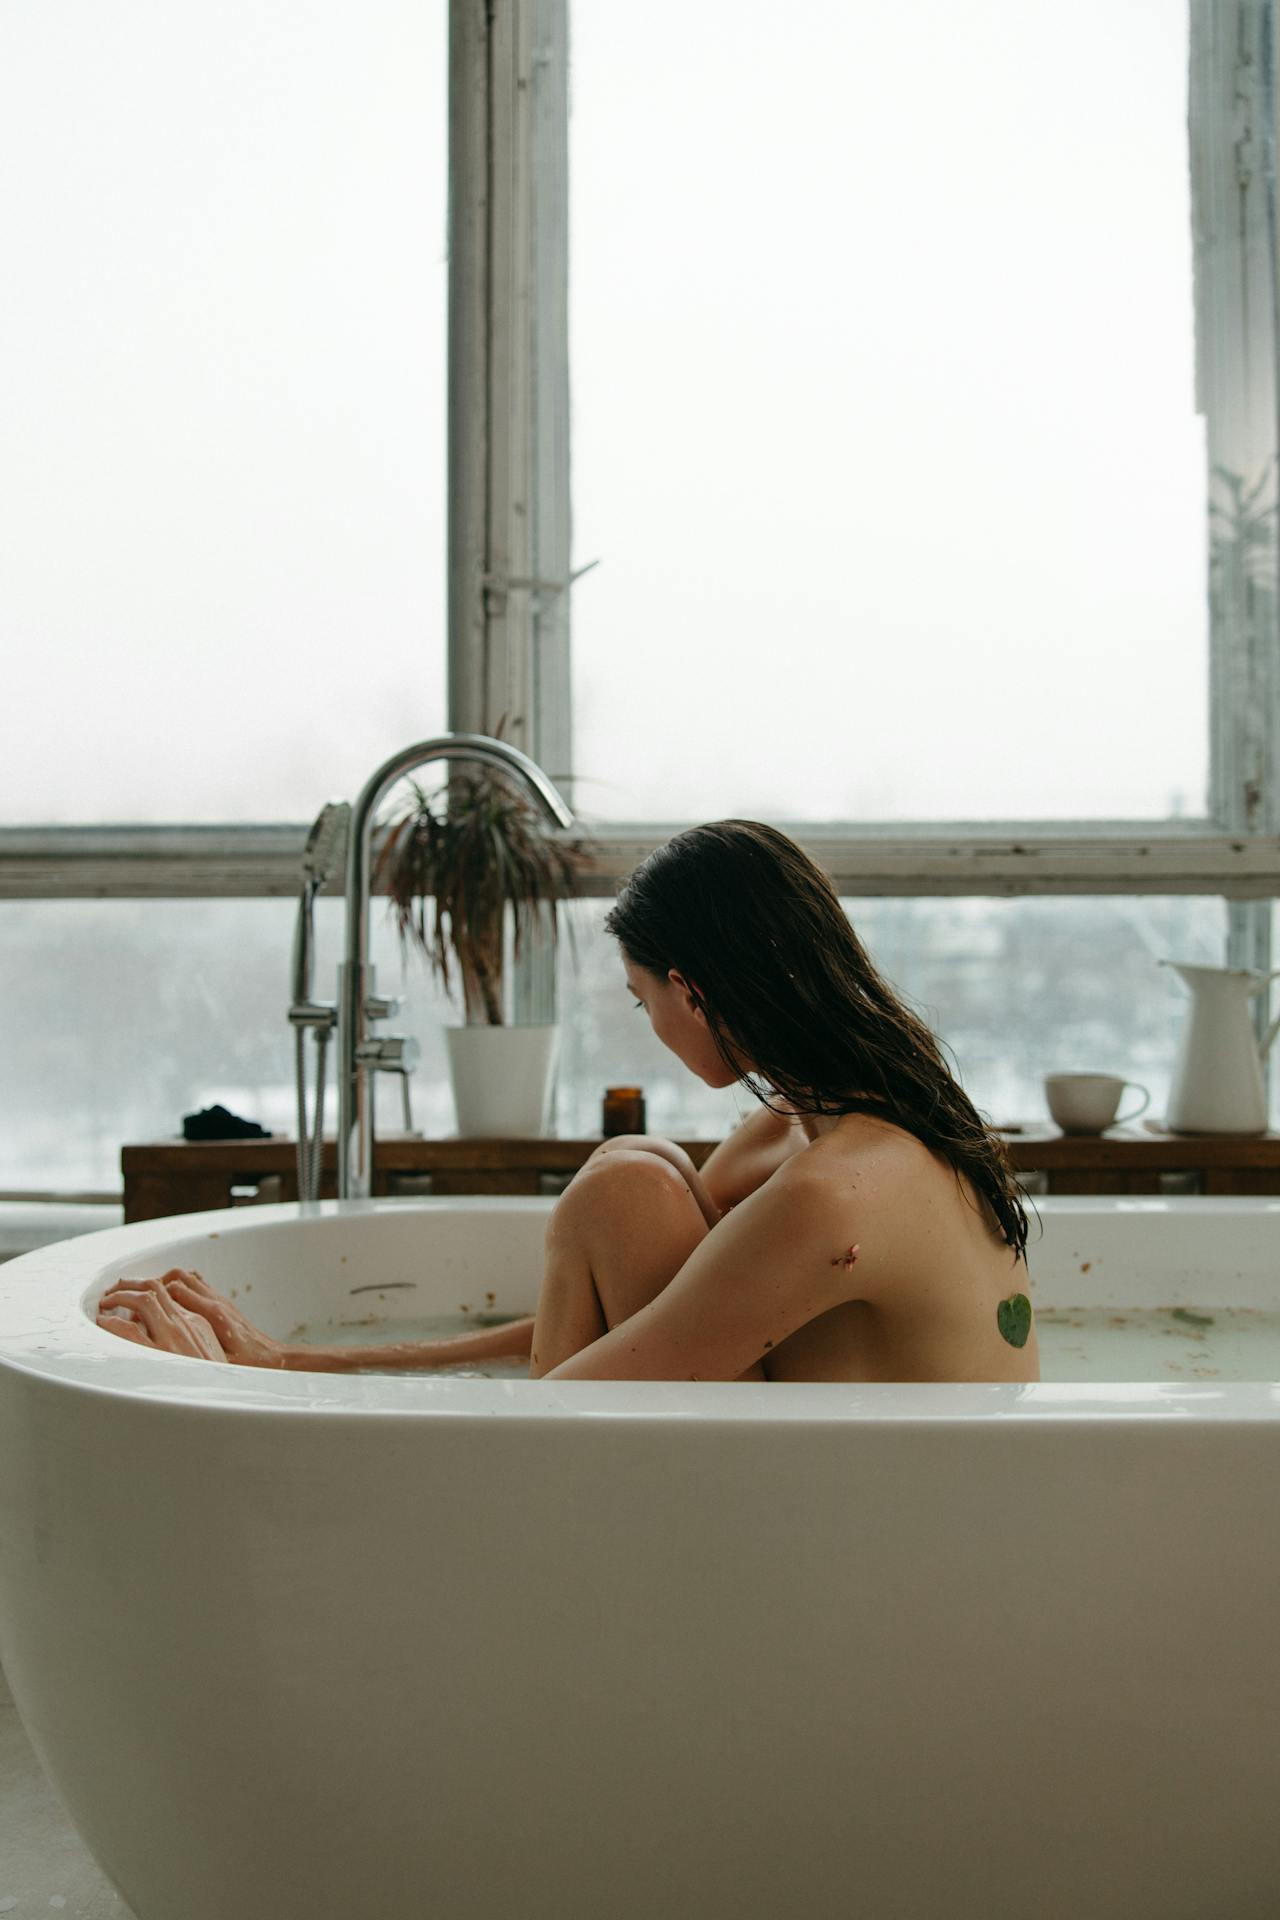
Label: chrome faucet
xmin=334 ymin=733 xmax=575 ymax=1199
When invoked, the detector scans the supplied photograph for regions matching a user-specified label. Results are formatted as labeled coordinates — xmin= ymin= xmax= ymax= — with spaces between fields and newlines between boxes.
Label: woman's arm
xmin=97 ymin=1270 xmax=535 ymax=1372
xmin=544 ymin=1157 xmax=855 ymax=1382
xmin=697 ymin=1101 xmax=807 ymax=1212
xmin=280 ymin=1317 xmax=535 ymax=1372
xmin=589 ymin=1111 xmax=805 ymax=1225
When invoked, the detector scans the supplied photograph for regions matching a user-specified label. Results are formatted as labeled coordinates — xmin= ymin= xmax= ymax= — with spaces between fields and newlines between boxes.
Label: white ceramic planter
xmin=445 ymin=1023 xmax=558 ymax=1135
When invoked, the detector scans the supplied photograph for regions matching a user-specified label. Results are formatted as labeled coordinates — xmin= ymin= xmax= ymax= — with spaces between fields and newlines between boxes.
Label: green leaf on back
xmin=997 ymin=1293 xmax=1033 ymax=1349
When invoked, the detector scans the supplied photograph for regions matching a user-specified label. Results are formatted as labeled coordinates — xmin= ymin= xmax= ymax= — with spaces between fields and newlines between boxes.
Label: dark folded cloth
xmin=182 ymin=1104 xmax=272 ymax=1141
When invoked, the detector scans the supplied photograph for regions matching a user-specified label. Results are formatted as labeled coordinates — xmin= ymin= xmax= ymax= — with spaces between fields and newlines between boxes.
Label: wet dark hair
xmin=604 ymin=819 xmax=1030 ymax=1261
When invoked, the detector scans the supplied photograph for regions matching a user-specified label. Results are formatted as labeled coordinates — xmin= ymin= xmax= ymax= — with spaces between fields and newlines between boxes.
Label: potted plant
xmin=374 ymin=761 xmax=592 ymax=1136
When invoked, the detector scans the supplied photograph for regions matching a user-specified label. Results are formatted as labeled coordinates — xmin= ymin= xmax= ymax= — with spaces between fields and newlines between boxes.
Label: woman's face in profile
xmin=623 ymin=961 xmax=740 ymax=1089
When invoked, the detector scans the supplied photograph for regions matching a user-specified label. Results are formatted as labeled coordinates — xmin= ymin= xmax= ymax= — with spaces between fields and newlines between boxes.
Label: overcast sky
xmin=1 ymin=2 xmax=1206 ymax=828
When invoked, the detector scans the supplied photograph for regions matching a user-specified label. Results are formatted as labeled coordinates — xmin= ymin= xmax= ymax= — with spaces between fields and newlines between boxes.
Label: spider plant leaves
xmin=373 ymin=765 xmax=593 ymax=1026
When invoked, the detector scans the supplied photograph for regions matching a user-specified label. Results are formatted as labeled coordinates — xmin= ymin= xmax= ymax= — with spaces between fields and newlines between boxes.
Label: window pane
xmin=556 ymin=894 xmax=1228 ymax=1136
xmin=0 ymin=3 xmax=446 ymax=825
xmin=0 ymin=891 xmax=1227 ymax=1193
xmin=569 ymin=1 xmax=1208 ymax=822
xmin=0 ymin=899 xmax=457 ymax=1190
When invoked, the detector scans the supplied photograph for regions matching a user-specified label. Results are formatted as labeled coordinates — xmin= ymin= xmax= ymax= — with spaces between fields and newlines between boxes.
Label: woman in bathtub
xmin=98 ymin=820 xmax=1038 ymax=1383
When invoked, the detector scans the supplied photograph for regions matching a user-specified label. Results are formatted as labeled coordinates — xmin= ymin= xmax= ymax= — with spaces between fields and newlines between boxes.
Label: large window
xmin=569 ymin=0 xmax=1209 ymax=823
xmin=0 ymin=1 xmax=447 ymax=825
xmin=2 ymin=0 xmax=1278 ymax=1197
xmin=0 ymin=890 xmax=1227 ymax=1189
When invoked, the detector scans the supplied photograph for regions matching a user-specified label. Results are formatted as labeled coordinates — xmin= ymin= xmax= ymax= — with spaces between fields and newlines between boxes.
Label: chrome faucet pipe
xmin=337 ymin=733 xmax=576 ymax=1199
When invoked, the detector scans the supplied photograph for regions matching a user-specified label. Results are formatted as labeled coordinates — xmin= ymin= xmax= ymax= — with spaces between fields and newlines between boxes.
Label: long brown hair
xmin=604 ymin=820 xmax=1030 ymax=1261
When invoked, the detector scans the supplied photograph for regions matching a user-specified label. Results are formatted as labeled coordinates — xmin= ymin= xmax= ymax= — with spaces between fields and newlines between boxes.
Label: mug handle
xmin=1115 ymin=1082 xmax=1150 ymax=1126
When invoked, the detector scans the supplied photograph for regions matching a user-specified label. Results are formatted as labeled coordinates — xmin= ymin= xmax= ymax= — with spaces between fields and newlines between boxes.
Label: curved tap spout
xmin=338 ymin=734 xmax=576 ymax=1198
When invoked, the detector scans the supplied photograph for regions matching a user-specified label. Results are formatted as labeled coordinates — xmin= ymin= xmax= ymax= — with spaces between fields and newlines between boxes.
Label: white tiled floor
xmin=0 ymin=1662 xmax=134 ymax=1918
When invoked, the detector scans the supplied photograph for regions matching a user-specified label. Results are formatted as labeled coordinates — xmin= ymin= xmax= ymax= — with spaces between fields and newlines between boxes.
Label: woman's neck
xmin=798 ymin=1100 xmax=887 ymax=1143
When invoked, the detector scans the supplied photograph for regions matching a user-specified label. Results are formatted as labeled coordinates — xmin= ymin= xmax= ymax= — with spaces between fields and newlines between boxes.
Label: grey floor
xmin=0 ymin=1661 xmax=133 ymax=1918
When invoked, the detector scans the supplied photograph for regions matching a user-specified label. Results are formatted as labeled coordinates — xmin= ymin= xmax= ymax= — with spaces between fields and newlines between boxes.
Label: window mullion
xmin=446 ymin=0 xmax=490 ymax=741
xmin=1190 ymin=0 xmax=1280 ymax=983
xmin=447 ymin=0 xmax=570 ymax=759
xmin=447 ymin=0 xmax=570 ymax=1023
xmin=2 ymin=824 xmax=1279 ymax=898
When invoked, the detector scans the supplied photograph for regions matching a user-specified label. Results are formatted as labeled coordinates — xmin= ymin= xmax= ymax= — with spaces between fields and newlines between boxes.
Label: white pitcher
xmin=1160 ymin=961 xmax=1280 ymax=1134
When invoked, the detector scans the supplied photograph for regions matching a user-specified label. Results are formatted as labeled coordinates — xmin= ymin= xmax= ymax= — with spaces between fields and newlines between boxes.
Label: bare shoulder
xmin=767 ymin=1115 xmax=966 ymax=1298
xmin=781 ymin=1112 xmax=939 ymax=1200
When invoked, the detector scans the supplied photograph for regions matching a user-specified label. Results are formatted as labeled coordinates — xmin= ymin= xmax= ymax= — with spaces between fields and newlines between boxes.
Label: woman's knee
xmin=585 ymin=1134 xmax=649 ymax=1161
xmin=553 ymin=1148 xmax=702 ymax=1239
xmin=581 ymin=1134 xmax=679 ymax=1176
xmin=549 ymin=1150 xmax=708 ymax=1328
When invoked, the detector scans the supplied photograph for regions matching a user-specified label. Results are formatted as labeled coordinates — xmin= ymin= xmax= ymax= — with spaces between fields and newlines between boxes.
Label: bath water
xmin=288 ymin=1312 xmax=531 ymax=1377
xmin=1034 ymin=1306 xmax=1280 ymax=1382
xmin=289 ymin=1307 xmax=1280 ymax=1381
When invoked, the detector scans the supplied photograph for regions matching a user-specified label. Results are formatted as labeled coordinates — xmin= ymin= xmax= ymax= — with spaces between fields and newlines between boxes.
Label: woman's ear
xmin=668 ymin=969 xmax=709 ymax=1023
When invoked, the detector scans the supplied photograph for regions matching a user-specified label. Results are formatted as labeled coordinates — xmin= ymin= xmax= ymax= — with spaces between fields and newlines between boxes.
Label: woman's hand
xmin=99 ymin=1271 xmax=537 ymax=1375
xmin=96 ymin=1269 xmax=290 ymax=1368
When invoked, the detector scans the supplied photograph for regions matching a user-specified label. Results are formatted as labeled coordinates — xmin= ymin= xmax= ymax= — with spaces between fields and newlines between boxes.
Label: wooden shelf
xmin=120 ymin=1135 xmax=721 ymax=1221
xmin=994 ymin=1124 xmax=1280 ymax=1195
xmin=120 ymin=1126 xmax=1280 ymax=1222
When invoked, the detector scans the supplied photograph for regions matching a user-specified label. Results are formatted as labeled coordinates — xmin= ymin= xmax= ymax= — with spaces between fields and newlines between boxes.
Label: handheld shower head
xmin=293 ymin=801 xmax=351 ymax=1007
xmin=291 ymin=800 xmax=353 ymax=1204
xmin=302 ymin=800 xmax=351 ymax=889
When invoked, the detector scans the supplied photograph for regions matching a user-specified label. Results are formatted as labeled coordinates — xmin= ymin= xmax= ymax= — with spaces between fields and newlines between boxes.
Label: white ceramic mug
xmin=1043 ymin=1072 xmax=1150 ymax=1136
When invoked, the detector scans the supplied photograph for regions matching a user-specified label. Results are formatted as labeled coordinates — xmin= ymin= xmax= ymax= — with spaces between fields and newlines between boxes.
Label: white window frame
xmin=2 ymin=0 xmax=1279 ymax=988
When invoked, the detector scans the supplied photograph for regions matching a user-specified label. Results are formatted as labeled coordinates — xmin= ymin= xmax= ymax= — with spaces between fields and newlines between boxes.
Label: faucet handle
xmin=356 ymin=1034 xmax=420 ymax=1073
xmin=289 ymin=1000 xmax=338 ymax=1032
xmin=364 ymin=993 xmax=401 ymax=1022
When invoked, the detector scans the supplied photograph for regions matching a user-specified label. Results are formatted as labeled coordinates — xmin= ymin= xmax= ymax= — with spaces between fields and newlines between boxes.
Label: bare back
xmin=706 ymin=1107 xmax=1037 ymax=1384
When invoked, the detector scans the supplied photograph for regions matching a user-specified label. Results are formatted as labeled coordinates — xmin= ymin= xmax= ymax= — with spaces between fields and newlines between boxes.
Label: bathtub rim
xmin=0 ymin=1194 xmax=1278 ymax=1424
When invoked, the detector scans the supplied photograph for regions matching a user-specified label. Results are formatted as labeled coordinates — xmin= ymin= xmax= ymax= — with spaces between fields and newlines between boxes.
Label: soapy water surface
xmin=289 ymin=1312 xmax=531 ymax=1377
xmin=1034 ymin=1306 xmax=1280 ymax=1382
xmin=288 ymin=1307 xmax=1280 ymax=1381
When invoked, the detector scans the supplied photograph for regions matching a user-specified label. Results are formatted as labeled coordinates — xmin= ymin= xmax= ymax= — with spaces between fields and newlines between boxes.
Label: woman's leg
xmin=587 ymin=1134 xmax=721 ymax=1227
xmin=529 ymin=1149 xmax=766 ymax=1380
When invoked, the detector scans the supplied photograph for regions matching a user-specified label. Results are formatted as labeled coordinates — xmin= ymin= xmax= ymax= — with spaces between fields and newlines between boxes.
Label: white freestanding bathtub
xmin=0 ymin=1195 xmax=1278 ymax=1920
